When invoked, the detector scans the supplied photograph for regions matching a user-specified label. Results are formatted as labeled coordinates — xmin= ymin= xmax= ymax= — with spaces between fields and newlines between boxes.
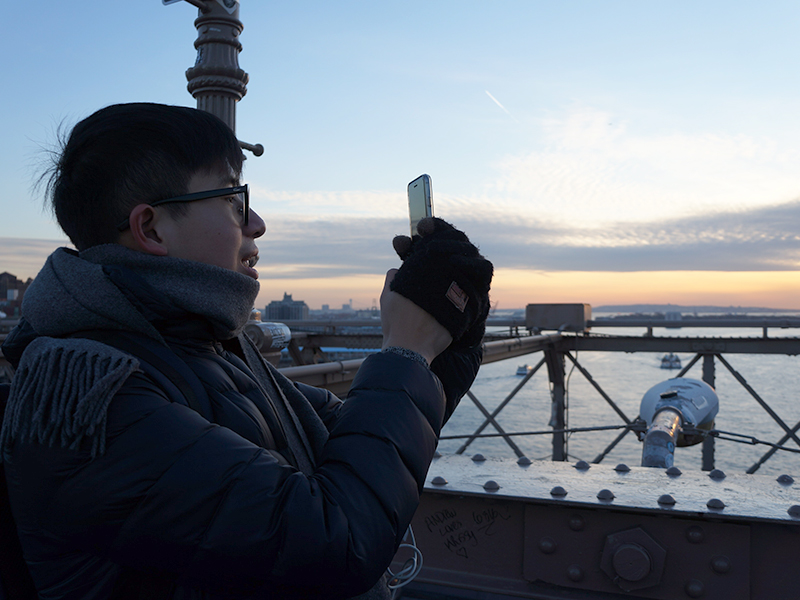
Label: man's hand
xmin=385 ymin=218 xmax=492 ymax=423
xmin=390 ymin=217 xmax=493 ymax=349
xmin=380 ymin=269 xmax=452 ymax=365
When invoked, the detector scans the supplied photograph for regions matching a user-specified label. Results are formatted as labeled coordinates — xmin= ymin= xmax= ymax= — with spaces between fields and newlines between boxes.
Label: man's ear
xmin=118 ymin=204 xmax=169 ymax=256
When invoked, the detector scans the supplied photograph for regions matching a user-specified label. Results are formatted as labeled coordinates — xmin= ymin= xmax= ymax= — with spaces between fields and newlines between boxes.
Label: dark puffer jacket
xmin=1 ymin=247 xmax=448 ymax=600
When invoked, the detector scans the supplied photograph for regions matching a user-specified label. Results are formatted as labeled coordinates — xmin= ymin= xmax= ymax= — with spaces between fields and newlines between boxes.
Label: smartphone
xmin=407 ymin=174 xmax=433 ymax=236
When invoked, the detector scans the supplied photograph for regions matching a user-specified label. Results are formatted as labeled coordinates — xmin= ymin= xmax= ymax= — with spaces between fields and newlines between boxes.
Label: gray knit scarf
xmin=1 ymin=245 xmax=328 ymax=473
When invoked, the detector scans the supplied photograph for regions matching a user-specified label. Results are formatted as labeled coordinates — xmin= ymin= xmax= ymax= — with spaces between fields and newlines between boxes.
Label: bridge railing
xmin=3 ymin=317 xmax=799 ymax=474
xmin=440 ymin=328 xmax=800 ymax=475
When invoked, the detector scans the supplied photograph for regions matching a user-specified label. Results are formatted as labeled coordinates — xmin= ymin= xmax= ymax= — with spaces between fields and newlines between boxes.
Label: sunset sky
xmin=2 ymin=1 xmax=799 ymax=311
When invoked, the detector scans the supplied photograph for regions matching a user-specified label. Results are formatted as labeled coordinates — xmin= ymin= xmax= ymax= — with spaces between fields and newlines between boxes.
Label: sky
xmin=2 ymin=1 xmax=800 ymax=311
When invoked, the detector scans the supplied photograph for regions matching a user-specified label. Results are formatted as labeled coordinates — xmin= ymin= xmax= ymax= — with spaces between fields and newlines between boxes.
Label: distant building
xmin=265 ymin=293 xmax=309 ymax=321
xmin=0 ymin=272 xmax=33 ymax=318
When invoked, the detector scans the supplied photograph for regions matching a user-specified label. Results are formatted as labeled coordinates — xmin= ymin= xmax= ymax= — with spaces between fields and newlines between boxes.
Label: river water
xmin=438 ymin=320 xmax=800 ymax=478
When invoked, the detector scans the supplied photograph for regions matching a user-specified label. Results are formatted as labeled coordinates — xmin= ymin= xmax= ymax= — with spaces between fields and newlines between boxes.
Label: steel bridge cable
xmin=745 ymin=419 xmax=800 ymax=473
xmin=439 ymin=423 xmax=633 ymax=440
xmin=680 ymin=425 xmax=800 ymax=455
xmin=709 ymin=429 xmax=800 ymax=454
xmin=443 ymin=424 xmax=800 ymax=458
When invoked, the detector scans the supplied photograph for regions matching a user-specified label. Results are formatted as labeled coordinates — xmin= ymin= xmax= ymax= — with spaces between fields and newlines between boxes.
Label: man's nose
xmin=246 ymin=209 xmax=266 ymax=238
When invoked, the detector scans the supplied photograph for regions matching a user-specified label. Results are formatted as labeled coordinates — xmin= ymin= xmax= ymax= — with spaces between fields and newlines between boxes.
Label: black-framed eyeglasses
xmin=116 ymin=184 xmax=249 ymax=231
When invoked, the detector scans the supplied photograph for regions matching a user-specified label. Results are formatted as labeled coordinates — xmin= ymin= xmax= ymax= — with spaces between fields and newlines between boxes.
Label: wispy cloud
xmin=254 ymin=198 xmax=800 ymax=278
xmin=251 ymin=187 xmax=406 ymax=219
xmin=2 ymin=199 xmax=798 ymax=289
xmin=461 ymin=200 xmax=800 ymax=272
xmin=257 ymin=216 xmax=401 ymax=279
xmin=487 ymin=106 xmax=800 ymax=227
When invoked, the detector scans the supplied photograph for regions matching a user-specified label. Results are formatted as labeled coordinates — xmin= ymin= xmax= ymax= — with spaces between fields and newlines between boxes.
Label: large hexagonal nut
xmin=600 ymin=527 xmax=666 ymax=592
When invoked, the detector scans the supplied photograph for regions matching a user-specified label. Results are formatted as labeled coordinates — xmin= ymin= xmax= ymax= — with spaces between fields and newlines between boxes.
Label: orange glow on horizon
xmin=490 ymin=269 xmax=800 ymax=310
xmin=258 ymin=269 xmax=800 ymax=311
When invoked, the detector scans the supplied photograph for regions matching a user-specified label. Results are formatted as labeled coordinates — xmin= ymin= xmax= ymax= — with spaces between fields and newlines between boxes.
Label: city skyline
xmin=2 ymin=2 xmax=799 ymax=310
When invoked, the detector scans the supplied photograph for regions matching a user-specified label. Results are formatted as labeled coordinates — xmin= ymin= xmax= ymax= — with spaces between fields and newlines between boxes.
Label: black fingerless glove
xmin=430 ymin=343 xmax=483 ymax=424
xmin=390 ymin=217 xmax=493 ymax=348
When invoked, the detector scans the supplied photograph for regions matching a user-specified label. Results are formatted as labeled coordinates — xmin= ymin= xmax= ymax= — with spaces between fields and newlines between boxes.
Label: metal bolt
xmin=788 ymin=505 xmax=800 ymax=519
xmin=483 ymin=480 xmax=500 ymax=491
xmin=600 ymin=527 xmax=666 ymax=592
xmin=566 ymin=565 xmax=584 ymax=582
xmin=709 ymin=469 xmax=726 ymax=480
xmin=517 ymin=456 xmax=532 ymax=466
xmin=706 ymin=498 xmax=725 ymax=510
xmin=686 ymin=526 xmax=704 ymax=544
xmin=539 ymin=537 xmax=557 ymax=554
xmin=472 ymin=453 xmax=486 ymax=462
xmin=431 ymin=476 xmax=447 ymax=486
xmin=685 ymin=579 xmax=705 ymax=598
xmin=613 ymin=543 xmax=651 ymax=582
xmin=666 ymin=466 xmax=682 ymax=477
xmin=568 ymin=515 xmax=585 ymax=531
xmin=597 ymin=489 xmax=615 ymax=502
xmin=550 ymin=486 xmax=568 ymax=498
xmin=614 ymin=463 xmax=631 ymax=472
xmin=657 ymin=494 xmax=676 ymax=506
xmin=778 ymin=474 xmax=794 ymax=485
xmin=575 ymin=460 xmax=590 ymax=471
xmin=710 ymin=556 xmax=731 ymax=574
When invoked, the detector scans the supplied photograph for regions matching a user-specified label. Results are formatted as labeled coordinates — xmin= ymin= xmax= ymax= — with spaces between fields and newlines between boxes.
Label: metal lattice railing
xmin=441 ymin=339 xmax=800 ymax=474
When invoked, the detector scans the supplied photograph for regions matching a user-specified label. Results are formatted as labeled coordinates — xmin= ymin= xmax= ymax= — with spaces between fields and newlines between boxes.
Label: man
xmin=0 ymin=103 xmax=492 ymax=599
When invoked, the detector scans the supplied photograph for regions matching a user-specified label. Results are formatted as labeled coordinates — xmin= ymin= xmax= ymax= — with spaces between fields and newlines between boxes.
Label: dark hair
xmin=44 ymin=103 xmax=244 ymax=250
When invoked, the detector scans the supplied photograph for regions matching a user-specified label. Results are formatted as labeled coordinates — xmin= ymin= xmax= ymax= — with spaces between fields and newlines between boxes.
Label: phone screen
xmin=407 ymin=174 xmax=433 ymax=236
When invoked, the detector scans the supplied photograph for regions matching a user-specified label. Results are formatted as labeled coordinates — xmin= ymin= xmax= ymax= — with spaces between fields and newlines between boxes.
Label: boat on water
xmin=516 ymin=364 xmax=532 ymax=376
xmin=660 ymin=352 xmax=681 ymax=369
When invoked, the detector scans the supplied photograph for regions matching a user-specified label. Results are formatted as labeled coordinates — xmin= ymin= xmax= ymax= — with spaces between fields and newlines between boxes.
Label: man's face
xmin=158 ymin=169 xmax=265 ymax=279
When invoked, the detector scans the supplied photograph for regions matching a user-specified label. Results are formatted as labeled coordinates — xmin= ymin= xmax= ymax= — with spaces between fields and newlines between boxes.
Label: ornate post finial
xmin=185 ymin=0 xmax=248 ymax=133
